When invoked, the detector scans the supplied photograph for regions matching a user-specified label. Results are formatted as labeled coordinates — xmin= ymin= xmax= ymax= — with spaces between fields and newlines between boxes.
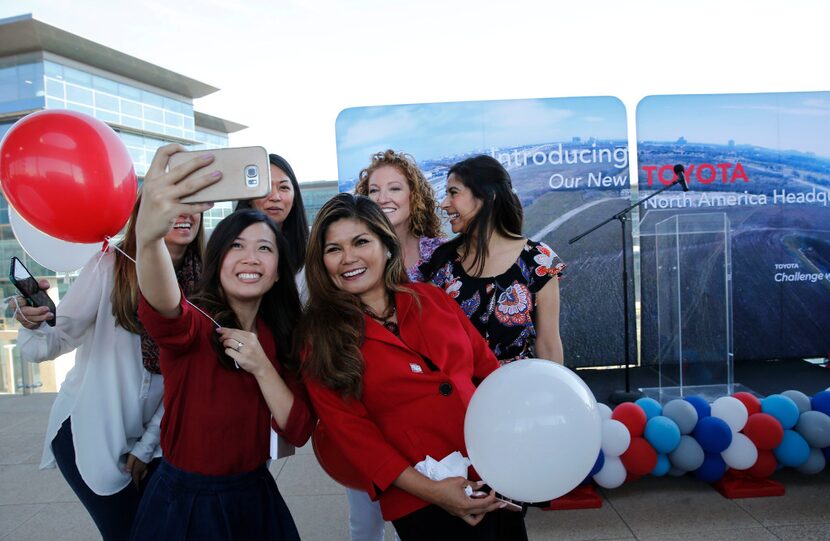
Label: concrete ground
xmin=1 ymin=393 xmax=829 ymax=540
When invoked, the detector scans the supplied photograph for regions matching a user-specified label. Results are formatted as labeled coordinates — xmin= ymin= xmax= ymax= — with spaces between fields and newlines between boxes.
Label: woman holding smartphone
xmin=14 ymin=195 xmax=204 ymax=541
xmin=131 ymin=144 xmax=314 ymax=540
xmin=301 ymin=194 xmax=527 ymax=540
xmin=420 ymin=155 xmax=565 ymax=365
xmin=237 ymin=153 xmax=309 ymax=301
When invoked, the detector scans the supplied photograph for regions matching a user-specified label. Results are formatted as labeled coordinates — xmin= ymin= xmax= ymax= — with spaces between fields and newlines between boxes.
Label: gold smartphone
xmin=169 ymin=146 xmax=271 ymax=203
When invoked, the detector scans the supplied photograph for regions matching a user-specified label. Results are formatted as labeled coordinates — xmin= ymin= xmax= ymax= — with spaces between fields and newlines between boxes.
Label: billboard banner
xmin=336 ymin=97 xmax=631 ymax=368
xmin=637 ymin=92 xmax=830 ymax=362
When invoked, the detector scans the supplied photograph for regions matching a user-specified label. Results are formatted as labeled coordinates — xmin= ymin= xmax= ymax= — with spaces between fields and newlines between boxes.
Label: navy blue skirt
xmin=130 ymin=459 xmax=300 ymax=541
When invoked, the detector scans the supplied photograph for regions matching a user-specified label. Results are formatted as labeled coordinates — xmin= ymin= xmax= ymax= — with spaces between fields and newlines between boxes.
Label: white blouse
xmin=18 ymin=251 xmax=163 ymax=496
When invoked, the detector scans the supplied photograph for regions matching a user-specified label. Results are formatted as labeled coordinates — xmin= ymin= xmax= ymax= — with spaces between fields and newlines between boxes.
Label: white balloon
xmin=711 ymin=396 xmax=749 ymax=433
xmin=720 ymin=433 xmax=758 ymax=470
xmin=9 ymin=206 xmax=102 ymax=273
xmin=601 ymin=419 xmax=631 ymax=457
xmin=464 ymin=359 xmax=602 ymax=502
xmin=597 ymin=402 xmax=613 ymax=420
xmin=593 ymin=456 xmax=626 ymax=489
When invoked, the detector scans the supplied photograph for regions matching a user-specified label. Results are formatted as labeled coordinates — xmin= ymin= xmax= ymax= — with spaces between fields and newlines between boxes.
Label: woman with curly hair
xmin=356 ymin=150 xmax=443 ymax=283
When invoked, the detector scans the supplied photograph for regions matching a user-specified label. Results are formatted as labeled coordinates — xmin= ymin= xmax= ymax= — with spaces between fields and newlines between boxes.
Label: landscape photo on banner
xmin=336 ymin=97 xmax=631 ymax=368
xmin=636 ymin=91 xmax=830 ymax=365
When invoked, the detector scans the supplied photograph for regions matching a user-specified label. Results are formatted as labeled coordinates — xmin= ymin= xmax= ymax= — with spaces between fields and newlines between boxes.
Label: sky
xmin=3 ymin=0 xmax=830 ymax=181
xmin=637 ymin=92 xmax=830 ymax=156
xmin=336 ymin=97 xmax=627 ymax=177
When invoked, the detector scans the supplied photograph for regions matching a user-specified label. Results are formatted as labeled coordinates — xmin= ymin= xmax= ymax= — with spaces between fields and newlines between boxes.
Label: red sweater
xmin=138 ymin=293 xmax=315 ymax=476
xmin=305 ymin=283 xmax=500 ymax=521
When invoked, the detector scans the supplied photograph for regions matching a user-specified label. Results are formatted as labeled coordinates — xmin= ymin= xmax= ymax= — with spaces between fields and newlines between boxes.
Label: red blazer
xmin=305 ymin=282 xmax=499 ymax=521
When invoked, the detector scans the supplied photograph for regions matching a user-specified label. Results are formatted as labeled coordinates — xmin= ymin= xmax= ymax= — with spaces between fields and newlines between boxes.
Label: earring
xmin=386 ymin=250 xmax=392 ymax=258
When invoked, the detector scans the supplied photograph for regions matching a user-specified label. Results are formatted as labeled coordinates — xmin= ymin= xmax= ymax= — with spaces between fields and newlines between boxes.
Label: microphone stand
xmin=569 ymin=177 xmax=686 ymax=404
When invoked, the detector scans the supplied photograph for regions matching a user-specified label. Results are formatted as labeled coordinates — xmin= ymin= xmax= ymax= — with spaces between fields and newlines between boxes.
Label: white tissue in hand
xmin=414 ymin=451 xmax=472 ymax=486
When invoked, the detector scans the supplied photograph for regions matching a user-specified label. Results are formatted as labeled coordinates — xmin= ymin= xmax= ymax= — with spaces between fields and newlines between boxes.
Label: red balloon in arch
xmin=620 ymin=436 xmax=658 ymax=476
xmin=746 ymin=450 xmax=777 ymax=479
xmin=612 ymin=402 xmax=648 ymax=437
xmin=742 ymin=413 xmax=784 ymax=451
xmin=312 ymin=422 xmax=369 ymax=491
xmin=732 ymin=392 xmax=762 ymax=416
xmin=0 ymin=110 xmax=137 ymax=243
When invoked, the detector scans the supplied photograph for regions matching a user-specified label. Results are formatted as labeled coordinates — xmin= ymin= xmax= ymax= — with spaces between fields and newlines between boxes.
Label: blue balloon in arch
xmin=811 ymin=391 xmax=830 ymax=416
xmin=651 ymin=453 xmax=671 ymax=477
xmin=762 ymin=394 xmax=800 ymax=429
xmin=774 ymin=430 xmax=811 ymax=468
xmin=694 ymin=452 xmax=727 ymax=483
xmin=684 ymin=396 xmax=711 ymax=421
xmin=636 ymin=397 xmax=662 ymax=420
xmin=693 ymin=416 xmax=732 ymax=454
xmin=589 ymin=450 xmax=605 ymax=477
xmin=644 ymin=416 xmax=681 ymax=454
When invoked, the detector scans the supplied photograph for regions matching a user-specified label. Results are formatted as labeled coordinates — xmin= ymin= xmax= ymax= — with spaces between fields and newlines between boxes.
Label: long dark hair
xmin=300 ymin=193 xmax=412 ymax=398
xmin=190 ymin=208 xmax=301 ymax=373
xmin=237 ymin=153 xmax=309 ymax=271
xmin=420 ymin=155 xmax=523 ymax=279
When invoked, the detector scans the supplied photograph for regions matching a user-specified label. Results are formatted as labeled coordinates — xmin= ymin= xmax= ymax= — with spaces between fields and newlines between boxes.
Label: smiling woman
xmin=130 ymin=144 xmax=314 ymax=540
xmin=355 ymin=150 xmax=444 ymax=283
xmin=300 ymin=193 xmax=528 ymax=540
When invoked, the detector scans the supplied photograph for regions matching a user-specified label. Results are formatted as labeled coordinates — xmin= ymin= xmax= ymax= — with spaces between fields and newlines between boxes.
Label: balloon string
xmin=103 ymin=238 xmax=235 ymax=367
xmin=4 ymin=296 xmax=37 ymax=327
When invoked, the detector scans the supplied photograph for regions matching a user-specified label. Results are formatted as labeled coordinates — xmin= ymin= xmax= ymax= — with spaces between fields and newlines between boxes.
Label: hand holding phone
xmin=9 ymin=257 xmax=56 ymax=328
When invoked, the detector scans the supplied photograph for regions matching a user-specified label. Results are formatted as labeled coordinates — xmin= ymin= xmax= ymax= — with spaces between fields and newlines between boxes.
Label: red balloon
xmin=746 ymin=450 xmax=777 ymax=478
xmin=312 ymin=422 xmax=369 ymax=491
xmin=742 ymin=413 xmax=784 ymax=451
xmin=625 ymin=472 xmax=642 ymax=484
xmin=620 ymin=437 xmax=658 ymax=476
xmin=0 ymin=110 xmax=137 ymax=243
xmin=612 ymin=402 xmax=648 ymax=437
xmin=732 ymin=392 xmax=762 ymax=416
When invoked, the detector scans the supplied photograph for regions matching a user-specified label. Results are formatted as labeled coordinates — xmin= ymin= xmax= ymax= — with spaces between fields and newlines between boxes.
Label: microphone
xmin=673 ymin=164 xmax=689 ymax=191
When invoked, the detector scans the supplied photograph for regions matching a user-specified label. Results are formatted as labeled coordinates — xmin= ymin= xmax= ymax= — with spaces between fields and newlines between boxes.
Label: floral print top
xmin=429 ymin=240 xmax=565 ymax=364
xmin=407 ymin=236 xmax=446 ymax=283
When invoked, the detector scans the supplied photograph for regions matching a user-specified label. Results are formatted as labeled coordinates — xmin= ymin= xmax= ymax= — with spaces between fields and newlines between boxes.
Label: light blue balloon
xmin=670 ymin=435 xmax=705 ymax=471
xmin=762 ymin=394 xmax=800 ymax=429
xmin=636 ymin=397 xmax=662 ymax=420
xmin=795 ymin=411 xmax=830 ymax=449
xmin=774 ymin=430 xmax=810 ymax=468
xmin=644 ymin=416 xmax=681 ymax=454
xmin=663 ymin=399 xmax=698 ymax=435
xmin=781 ymin=390 xmax=811 ymax=414
xmin=796 ymin=447 xmax=826 ymax=475
xmin=651 ymin=453 xmax=671 ymax=477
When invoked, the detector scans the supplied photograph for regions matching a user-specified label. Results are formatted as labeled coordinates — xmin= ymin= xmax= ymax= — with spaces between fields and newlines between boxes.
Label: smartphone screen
xmin=9 ymin=257 xmax=57 ymax=326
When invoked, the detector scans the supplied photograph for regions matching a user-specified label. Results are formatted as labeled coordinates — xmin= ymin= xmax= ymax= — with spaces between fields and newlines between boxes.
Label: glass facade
xmin=300 ymin=181 xmax=340 ymax=225
xmin=42 ymin=61 xmax=196 ymax=141
xmin=0 ymin=62 xmax=45 ymax=114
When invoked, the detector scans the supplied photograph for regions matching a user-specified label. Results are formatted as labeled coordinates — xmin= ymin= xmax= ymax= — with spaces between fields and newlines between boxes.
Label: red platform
xmin=714 ymin=471 xmax=785 ymax=499
xmin=544 ymin=485 xmax=603 ymax=510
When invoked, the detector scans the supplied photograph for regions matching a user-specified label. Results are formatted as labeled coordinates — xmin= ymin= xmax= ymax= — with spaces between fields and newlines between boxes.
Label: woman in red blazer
xmin=301 ymin=193 xmax=527 ymax=540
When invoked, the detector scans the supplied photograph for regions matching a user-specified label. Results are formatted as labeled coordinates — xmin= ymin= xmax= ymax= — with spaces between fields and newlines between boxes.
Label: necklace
xmin=363 ymin=297 xmax=400 ymax=336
